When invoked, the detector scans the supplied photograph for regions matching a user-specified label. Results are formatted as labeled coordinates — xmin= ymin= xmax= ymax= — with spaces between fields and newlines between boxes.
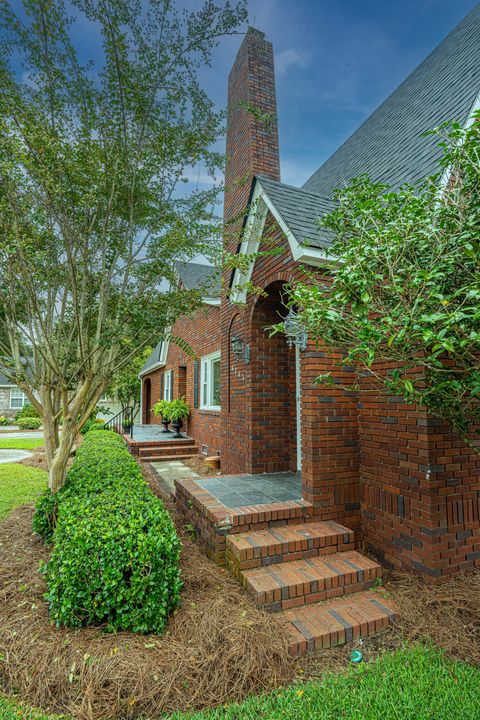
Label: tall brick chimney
xmin=223 ymin=27 xmax=280 ymax=247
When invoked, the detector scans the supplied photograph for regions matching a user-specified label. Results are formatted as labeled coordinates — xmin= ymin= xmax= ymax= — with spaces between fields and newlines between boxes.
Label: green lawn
xmin=169 ymin=645 xmax=480 ymax=720
xmin=0 ymin=437 xmax=44 ymax=450
xmin=1 ymin=646 xmax=478 ymax=720
xmin=0 ymin=464 xmax=48 ymax=520
xmin=0 ymin=695 xmax=65 ymax=720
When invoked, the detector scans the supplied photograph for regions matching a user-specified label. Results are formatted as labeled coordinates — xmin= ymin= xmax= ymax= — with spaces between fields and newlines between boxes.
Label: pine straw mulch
xmin=297 ymin=568 xmax=480 ymax=680
xmin=19 ymin=449 xmax=49 ymax=471
xmin=0 ymin=501 xmax=292 ymax=720
xmin=1 ymin=468 xmax=479 ymax=719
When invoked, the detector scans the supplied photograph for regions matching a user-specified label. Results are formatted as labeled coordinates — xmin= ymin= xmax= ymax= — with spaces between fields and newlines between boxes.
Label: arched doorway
xmin=143 ymin=378 xmax=152 ymax=425
xmin=250 ymin=281 xmax=300 ymax=474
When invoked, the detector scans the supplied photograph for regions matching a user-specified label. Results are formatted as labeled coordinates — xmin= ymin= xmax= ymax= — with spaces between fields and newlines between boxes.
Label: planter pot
xmin=161 ymin=419 xmax=172 ymax=433
xmin=122 ymin=424 xmax=132 ymax=435
xmin=171 ymin=419 xmax=184 ymax=438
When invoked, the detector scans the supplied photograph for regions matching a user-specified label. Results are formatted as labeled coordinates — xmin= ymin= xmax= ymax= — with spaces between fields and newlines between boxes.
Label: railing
xmin=103 ymin=406 xmax=135 ymax=438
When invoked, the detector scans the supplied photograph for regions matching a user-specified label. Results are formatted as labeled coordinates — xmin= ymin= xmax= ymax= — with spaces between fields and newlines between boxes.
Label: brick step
xmin=142 ymin=453 xmax=197 ymax=462
xmin=138 ymin=443 xmax=196 ymax=454
xmin=241 ymin=550 xmax=382 ymax=612
xmin=139 ymin=449 xmax=197 ymax=459
xmin=285 ymin=590 xmax=396 ymax=656
xmin=226 ymin=521 xmax=354 ymax=580
xmin=139 ymin=446 xmax=197 ymax=456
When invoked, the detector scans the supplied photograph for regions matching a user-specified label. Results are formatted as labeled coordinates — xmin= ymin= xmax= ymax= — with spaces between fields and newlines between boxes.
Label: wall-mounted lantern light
xmin=283 ymin=308 xmax=308 ymax=351
xmin=231 ymin=335 xmax=250 ymax=364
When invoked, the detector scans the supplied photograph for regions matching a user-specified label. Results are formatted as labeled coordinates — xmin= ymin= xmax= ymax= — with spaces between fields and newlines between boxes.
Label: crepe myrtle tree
xmin=0 ymin=0 xmax=247 ymax=492
xmin=280 ymin=117 xmax=480 ymax=448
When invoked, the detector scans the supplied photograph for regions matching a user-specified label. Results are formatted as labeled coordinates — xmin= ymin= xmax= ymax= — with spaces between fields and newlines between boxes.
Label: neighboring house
xmin=139 ymin=260 xmax=222 ymax=456
xmin=143 ymin=8 xmax=480 ymax=582
xmin=0 ymin=373 xmax=30 ymax=420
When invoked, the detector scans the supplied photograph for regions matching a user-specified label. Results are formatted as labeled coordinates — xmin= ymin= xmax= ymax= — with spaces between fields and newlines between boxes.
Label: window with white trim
xmin=200 ymin=352 xmax=221 ymax=410
xmin=10 ymin=387 xmax=28 ymax=409
xmin=163 ymin=369 xmax=173 ymax=401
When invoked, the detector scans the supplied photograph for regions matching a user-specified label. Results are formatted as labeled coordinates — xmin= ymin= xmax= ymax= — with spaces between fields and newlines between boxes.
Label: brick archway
xmin=250 ymin=281 xmax=298 ymax=474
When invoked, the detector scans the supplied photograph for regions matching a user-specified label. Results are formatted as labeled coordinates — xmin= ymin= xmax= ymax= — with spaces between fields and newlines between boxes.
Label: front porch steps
xmin=286 ymin=590 xmax=397 ymax=656
xmin=241 ymin=550 xmax=382 ymax=612
xmin=226 ymin=521 xmax=355 ymax=580
xmin=173 ymin=476 xmax=396 ymax=657
xmin=223 ymin=519 xmax=395 ymax=656
xmin=132 ymin=439 xmax=198 ymax=462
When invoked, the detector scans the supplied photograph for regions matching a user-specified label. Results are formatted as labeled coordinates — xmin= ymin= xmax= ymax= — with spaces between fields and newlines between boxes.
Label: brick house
xmin=139 ymin=260 xmax=222 ymax=457
xmin=145 ymin=8 xmax=480 ymax=588
xmin=0 ymin=373 xmax=30 ymax=421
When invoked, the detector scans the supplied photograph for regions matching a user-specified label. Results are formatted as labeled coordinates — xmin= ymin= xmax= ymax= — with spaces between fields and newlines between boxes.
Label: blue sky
xmin=200 ymin=0 xmax=478 ymax=186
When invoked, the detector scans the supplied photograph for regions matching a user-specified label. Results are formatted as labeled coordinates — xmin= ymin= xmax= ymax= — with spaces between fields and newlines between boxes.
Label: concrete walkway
xmin=0 ymin=449 xmax=32 ymax=464
xmin=0 ymin=429 xmax=43 ymax=439
xmin=150 ymin=460 xmax=199 ymax=496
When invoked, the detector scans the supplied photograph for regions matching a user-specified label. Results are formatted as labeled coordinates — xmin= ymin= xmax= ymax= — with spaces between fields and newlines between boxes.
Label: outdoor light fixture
xmin=283 ymin=308 xmax=308 ymax=351
xmin=231 ymin=335 xmax=250 ymax=363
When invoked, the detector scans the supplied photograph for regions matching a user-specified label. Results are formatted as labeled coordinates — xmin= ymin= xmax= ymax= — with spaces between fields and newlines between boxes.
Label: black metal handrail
xmin=103 ymin=406 xmax=135 ymax=438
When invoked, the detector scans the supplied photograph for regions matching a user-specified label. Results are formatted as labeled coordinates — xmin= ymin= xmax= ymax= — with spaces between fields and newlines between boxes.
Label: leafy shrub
xmin=86 ymin=422 xmax=108 ymax=433
xmin=0 ymin=415 xmax=9 ymax=426
xmin=16 ymin=417 xmax=42 ymax=430
xmin=45 ymin=490 xmax=181 ymax=633
xmin=35 ymin=430 xmax=182 ymax=633
xmin=33 ymin=430 xmax=138 ymax=541
xmin=14 ymin=403 xmax=40 ymax=421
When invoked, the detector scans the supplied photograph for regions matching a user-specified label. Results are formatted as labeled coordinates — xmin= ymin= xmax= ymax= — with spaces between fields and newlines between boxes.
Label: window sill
xmin=199 ymin=408 xmax=221 ymax=416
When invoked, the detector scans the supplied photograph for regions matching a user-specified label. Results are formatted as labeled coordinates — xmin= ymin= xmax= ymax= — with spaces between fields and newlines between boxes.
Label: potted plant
xmin=122 ymin=418 xmax=132 ymax=435
xmin=169 ymin=398 xmax=190 ymax=438
xmin=152 ymin=399 xmax=172 ymax=433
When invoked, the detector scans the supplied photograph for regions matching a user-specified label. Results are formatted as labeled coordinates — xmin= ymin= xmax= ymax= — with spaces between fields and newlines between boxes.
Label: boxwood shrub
xmin=16 ymin=417 xmax=42 ymax=430
xmin=34 ymin=430 xmax=182 ymax=633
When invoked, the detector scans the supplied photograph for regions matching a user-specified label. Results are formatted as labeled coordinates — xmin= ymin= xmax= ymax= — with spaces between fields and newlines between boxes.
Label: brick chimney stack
xmin=223 ymin=27 xmax=280 ymax=246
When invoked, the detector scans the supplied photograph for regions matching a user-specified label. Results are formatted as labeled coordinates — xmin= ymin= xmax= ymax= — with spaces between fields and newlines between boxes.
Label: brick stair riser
xmin=227 ymin=536 xmax=355 ymax=573
xmin=285 ymin=591 xmax=396 ymax=656
xmin=244 ymin=561 xmax=382 ymax=613
xmin=142 ymin=454 xmax=197 ymax=463
xmin=225 ymin=543 xmax=355 ymax=581
xmin=138 ymin=445 xmax=196 ymax=457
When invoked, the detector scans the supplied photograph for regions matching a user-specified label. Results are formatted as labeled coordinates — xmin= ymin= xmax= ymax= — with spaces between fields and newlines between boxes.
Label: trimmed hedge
xmin=34 ymin=430 xmax=182 ymax=634
xmin=16 ymin=417 xmax=42 ymax=430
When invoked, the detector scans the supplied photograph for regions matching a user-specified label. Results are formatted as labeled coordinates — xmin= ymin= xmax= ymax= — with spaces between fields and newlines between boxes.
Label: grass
xmin=0 ymin=437 xmax=43 ymax=450
xmin=0 ymin=695 xmax=66 ymax=720
xmin=0 ymin=469 xmax=478 ymax=720
xmin=169 ymin=645 xmax=480 ymax=720
xmin=0 ymin=646 xmax=479 ymax=720
xmin=0 ymin=464 xmax=48 ymax=520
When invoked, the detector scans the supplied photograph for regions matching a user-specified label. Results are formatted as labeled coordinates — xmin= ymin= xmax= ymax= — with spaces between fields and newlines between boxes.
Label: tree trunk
xmin=48 ymin=421 xmax=76 ymax=493
xmin=42 ymin=413 xmax=59 ymax=470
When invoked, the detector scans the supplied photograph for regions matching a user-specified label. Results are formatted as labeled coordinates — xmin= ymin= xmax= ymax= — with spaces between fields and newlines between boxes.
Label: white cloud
xmin=275 ymin=47 xmax=309 ymax=75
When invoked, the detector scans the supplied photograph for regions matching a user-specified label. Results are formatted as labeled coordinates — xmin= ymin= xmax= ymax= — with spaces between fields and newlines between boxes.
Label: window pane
xmin=202 ymin=362 xmax=208 ymax=406
xmin=212 ymin=359 xmax=220 ymax=407
xmin=10 ymin=389 xmax=26 ymax=409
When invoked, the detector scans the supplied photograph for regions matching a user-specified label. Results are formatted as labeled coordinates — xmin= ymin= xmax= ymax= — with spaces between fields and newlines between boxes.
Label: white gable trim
xmin=138 ymin=337 xmax=170 ymax=378
xmin=439 ymin=90 xmax=480 ymax=189
xmin=230 ymin=179 xmax=332 ymax=304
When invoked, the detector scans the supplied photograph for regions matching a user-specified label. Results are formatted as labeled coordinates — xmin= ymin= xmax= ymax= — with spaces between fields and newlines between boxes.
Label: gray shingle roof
xmin=175 ymin=261 xmax=221 ymax=297
xmin=256 ymin=176 xmax=334 ymax=249
xmin=139 ymin=341 xmax=165 ymax=376
xmin=0 ymin=372 xmax=14 ymax=386
xmin=303 ymin=5 xmax=480 ymax=197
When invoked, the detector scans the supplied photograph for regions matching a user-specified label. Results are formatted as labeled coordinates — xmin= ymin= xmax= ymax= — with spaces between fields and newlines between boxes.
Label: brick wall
xmin=142 ymin=303 xmax=222 ymax=456
xmin=359 ymin=365 xmax=480 ymax=581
